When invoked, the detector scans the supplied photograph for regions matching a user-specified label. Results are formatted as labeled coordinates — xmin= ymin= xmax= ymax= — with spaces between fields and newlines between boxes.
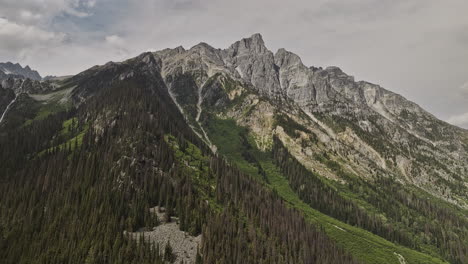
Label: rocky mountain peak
xmin=189 ymin=42 xmax=225 ymax=66
xmin=221 ymin=33 xmax=281 ymax=97
xmin=0 ymin=62 xmax=42 ymax=81
xmin=174 ymin=46 xmax=186 ymax=53
xmin=325 ymin=66 xmax=352 ymax=79
xmin=274 ymin=48 xmax=304 ymax=68
xmin=190 ymin=42 xmax=216 ymax=51
xmin=226 ymin=33 xmax=268 ymax=56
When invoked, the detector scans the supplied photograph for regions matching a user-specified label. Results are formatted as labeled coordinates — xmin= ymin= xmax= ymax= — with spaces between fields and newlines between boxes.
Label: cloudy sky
xmin=1 ymin=0 xmax=468 ymax=127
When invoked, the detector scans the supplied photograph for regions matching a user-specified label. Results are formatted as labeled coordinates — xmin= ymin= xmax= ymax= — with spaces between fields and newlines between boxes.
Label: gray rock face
xmin=221 ymin=33 xmax=281 ymax=97
xmin=68 ymin=33 xmax=468 ymax=207
xmin=0 ymin=62 xmax=42 ymax=81
xmin=274 ymin=48 xmax=317 ymax=105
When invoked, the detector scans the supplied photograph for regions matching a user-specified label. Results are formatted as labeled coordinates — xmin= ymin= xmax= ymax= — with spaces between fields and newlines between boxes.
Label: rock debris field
xmin=126 ymin=207 xmax=202 ymax=263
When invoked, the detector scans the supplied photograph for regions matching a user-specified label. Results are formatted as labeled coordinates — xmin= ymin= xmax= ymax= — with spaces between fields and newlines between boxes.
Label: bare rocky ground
xmin=126 ymin=207 xmax=202 ymax=263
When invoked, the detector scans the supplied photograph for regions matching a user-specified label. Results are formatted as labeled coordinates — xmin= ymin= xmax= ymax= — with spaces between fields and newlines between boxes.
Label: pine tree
xmin=164 ymin=241 xmax=175 ymax=263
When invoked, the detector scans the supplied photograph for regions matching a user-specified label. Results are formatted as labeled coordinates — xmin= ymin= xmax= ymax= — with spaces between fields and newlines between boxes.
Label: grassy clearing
xmin=38 ymin=128 xmax=87 ymax=156
xmin=23 ymin=88 xmax=73 ymax=126
xmin=205 ymin=118 xmax=266 ymax=181
xmin=38 ymin=118 xmax=88 ymax=157
xmin=59 ymin=117 xmax=78 ymax=136
xmin=35 ymin=102 xmax=67 ymax=120
xmin=22 ymin=101 xmax=70 ymax=127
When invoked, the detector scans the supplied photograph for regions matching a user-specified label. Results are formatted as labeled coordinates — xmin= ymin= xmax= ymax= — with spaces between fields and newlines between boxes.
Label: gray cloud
xmin=447 ymin=112 xmax=468 ymax=128
xmin=446 ymin=81 xmax=468 ymax=128
xmin=0 ymin=0 xmax=467 ymax=128
xmin=0 ymin=18 xmax=65 ymax=53
xmin=460 ymin=81 xmax=468 ymax=94
xmin=0 ymin=0 xmax=94 ymax=24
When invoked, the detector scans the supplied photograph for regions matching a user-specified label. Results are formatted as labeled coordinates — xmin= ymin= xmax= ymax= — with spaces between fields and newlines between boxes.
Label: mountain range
xmin=0 ymin=34 xmax=466 ymax=264
xmin=0 ymin=62 xmax=42 ymax=81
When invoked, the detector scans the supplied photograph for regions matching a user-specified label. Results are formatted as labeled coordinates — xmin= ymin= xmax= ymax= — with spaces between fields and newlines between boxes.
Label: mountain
xmin=153 ymin=33 xmax=468 ymax=207
xmin=0 ymin=62 xmax=42 ymax=81
xmin=0 ymin=34 xmax=466 ymax=264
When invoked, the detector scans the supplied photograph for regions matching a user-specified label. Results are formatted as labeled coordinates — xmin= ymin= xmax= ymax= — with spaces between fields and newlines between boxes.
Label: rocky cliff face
xmin=221 ymin=33 xmax=282 ymax=97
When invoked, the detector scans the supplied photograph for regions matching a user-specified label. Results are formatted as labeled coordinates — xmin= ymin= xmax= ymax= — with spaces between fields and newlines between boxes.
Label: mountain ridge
xmin=0 ymin=62 xmax=42 ymax=81
xmin=0 ymin=33 xmax=466 ymax=264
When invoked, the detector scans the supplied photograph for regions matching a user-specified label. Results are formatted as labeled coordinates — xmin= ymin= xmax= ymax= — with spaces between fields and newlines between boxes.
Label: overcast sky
xmin=1 ymin=0 xmax=468 ymax=127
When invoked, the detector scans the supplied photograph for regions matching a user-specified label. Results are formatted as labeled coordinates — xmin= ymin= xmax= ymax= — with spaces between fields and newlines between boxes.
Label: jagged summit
xmin=226 ymin=33 xmax=268 ymax=55
xmin=274 ymin=48 xmax=307 ymax=68
xmin=233 ymin=33 xmax=265 ymax=46
xmin=190 ymin=42 xmax=216 ymax=51
xmin=143 ymin=34 xmax=467 ymax=130
xmin=0 ymin=62 xmax=42 ymax=81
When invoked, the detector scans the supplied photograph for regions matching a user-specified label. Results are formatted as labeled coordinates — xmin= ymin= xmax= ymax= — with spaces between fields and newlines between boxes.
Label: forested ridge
xmin=0 ymin=72 xmax=358 ymax=263
xmin=272 ymin=137 xmax=467 ymax=264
